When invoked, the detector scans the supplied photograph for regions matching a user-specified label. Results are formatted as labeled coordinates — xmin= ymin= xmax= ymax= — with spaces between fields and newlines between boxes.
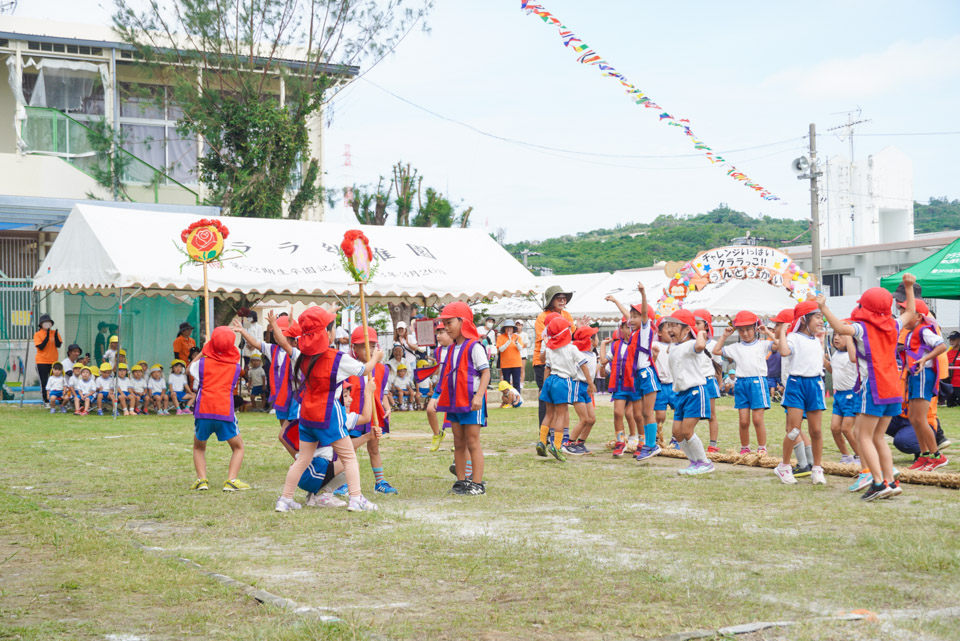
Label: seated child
xmin=95 ymin=363 xmax=115 ymax=416
xmin=168 ymin=359 xmax=195 ymax=415
xmin=46 ymin=361 xmax=66 ymax=414
xmin=129 ymin=364 xmax=147 ymax=414
xmin=146 ymin=364 xmax=169 ymax=415
xmin=114 ymin=363 xmax=133 ymax=415
xmin=498 ymin=380 xmax=523 ymax=408
xmin=391 ymin=363 xmax=414 ymax=410
xmin=722 ymin=371 xmax=736 ymax=396
xmin=73 ymin=365 xmax=98 ymax=416
xmin=245 ymin=353 xmax=267 ymax=411
xmin=416 ymin=359 xmax=436 ymax=410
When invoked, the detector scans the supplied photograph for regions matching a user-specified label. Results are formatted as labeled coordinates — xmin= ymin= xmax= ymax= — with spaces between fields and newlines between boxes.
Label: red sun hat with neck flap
xmin=201 ymin=326 xmax=240 ymax=364
xmin=276 ymin=315 xmax=302 ymax=338
xmin=351 ymin=326 xmax=378 ymax=344
xmin=572 ymin=325 xmax=599 ymax=352
xmin=896 ymin=298 xmax=930 ymax=316
xmin=691 ymin=309 xmax=713 ymax=337
xmin=546 ymin=317 xmax=572 ymax=349
xmin=297 ymin=307 xmax=336 ymax=355
xmin=733 ymin=310 xmax=759 ymax=327
xmin=438 ymin=302 xmax=480 ymax=340
xmin=661 ymin=309 xmax=698 ymax=335
xmin=771 ymin=308 xmax=795 ymax=324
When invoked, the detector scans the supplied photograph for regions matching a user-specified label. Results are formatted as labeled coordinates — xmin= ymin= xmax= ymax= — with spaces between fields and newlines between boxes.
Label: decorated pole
xmin=339 ymin=230 xmax=380 ymax=437
xmin=179 ymin=218 xmax=231 ymax=341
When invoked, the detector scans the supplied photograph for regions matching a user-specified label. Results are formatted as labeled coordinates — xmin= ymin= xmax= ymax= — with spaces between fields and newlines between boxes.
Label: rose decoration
xmin=339 ymin=229 xmax=377 ymax=283
xmin=180 ymin=218 xmax=229 ymax=262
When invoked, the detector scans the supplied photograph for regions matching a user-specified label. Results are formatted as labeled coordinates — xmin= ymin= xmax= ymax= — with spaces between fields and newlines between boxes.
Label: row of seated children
xmin=46 ymin=359 xmax=195 ymax=416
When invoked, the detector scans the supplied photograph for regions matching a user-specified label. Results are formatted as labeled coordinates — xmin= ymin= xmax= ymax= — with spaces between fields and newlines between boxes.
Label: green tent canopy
xmin=880 ymin=236 xmax=960 ymax=300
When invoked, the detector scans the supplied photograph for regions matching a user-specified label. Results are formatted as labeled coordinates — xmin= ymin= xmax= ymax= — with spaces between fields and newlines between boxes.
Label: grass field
xmin=1 ymin=398 xmax=959 ymax=641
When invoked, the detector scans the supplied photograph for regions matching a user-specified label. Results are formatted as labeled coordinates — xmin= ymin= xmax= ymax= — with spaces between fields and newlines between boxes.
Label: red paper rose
xmin=340 ymin=230 xmax=372 ymax=260
xmin=181 ymin=218 xmax=230 ymax=245
xmin=191 ymin=227 xmax=218 ymax=252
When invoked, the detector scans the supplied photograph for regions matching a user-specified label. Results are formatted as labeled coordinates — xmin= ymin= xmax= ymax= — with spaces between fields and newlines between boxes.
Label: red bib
xmin=267 ymin=343 xmax=294 ymax=412
xmin=347 ymin=362 xmax=389 ymax=434
xmin=608 ymin=337 xmax=634 ymax=393
xmin=298 ymin=351 xmax=344 ymax=430
xmin=905 ymin=319 xmax=942 ymax=393
xmin=436 ymin=339 xmax=481 ymax=413
xmin=194 ymin=357 xmax=241 ymax=422
xmin=853 ymin=321 xmax=902 ymax=405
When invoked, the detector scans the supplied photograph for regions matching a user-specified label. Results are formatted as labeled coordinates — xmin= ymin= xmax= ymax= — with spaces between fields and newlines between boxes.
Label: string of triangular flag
xmin=521 ymin=1 xmax=782 ymax=202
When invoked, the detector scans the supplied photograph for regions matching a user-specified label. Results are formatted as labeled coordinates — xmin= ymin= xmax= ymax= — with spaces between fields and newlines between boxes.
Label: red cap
xmin=661 ymin=309 xmax=698 ymax=335
xmin=733 ymin=310 xmax=759 ymax=327
xmin=351 ymin=326 xmax=378 ymax=344
xmin=201 ymin=326 xmax=240 ymax=364
xmin=545 ymin=317 xmax=572 ymax=349
xmin=438 ymin=302 xmax=479 ymax=339
xmin=276 ymin=315 xmax=302 ymax=338
xmin=771 ymin=308 xmax=795 ymax=324
xmin=793 ymin=300 xmax=819 ymax=319
xmin=896 ymin=298 xmax=929 ymax=316
xmin=619 ymin=316 xmax=629 ymax=326
xmin=297 ymin=307 xmax=336 ymax=355
xmin=572 ymin=326 xmax=599 ymax=351
xmin=691 ymin=309 xmax=713 ymax=337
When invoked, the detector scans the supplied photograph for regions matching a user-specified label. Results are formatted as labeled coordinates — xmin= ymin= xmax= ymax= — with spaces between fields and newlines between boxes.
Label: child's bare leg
xmin=84 ymin=397 xmax=91 ymax=412
xmin=613 ymin=399 xmax=626 ymax=439
xmin=738 ymin=408 xmax=751 ymax=447
xmin=830 ymin=414 xmax=849 ymax=455
xmin=452 ymin=423 xmax=468 ymax=479
xmin=841 ymin=416 xmax=859 ymax=458
xmin=366 ymin=436 xmax=382 ymax=469
xmin=281 ymin=439 xmax=318 ymax=499
xmin=330 ymin=437 xmax=362 ymax=497
xmin=655 ymin=409 xmax=666 ymax=443
xmin=569 ymin=402 xmax=595 ymax=442
xmin=807 ymin=410 xmax=823 ymax=467
xmin=752 ymin=408 xmax=767 ymax=449
xmin=908 ymin=398 xmax=938 ymax=453
xmin=226 ymin=435 xmax=244 ymax=479
xmin=96 ymin=394 xmax=103 ymax=411
xmin=427 ymin=406 xmax=440 ymax=435
xmin=193 ymin=437 xmax=208 ymax=479
xmin=874 ymin=416 xmax=895 ymax=483
xmin=708 ymin=398 xmax=718 ymax=443
xmin=465 ymin=425 xmax=483 ymax=482
xmin=624 ymin=402 xmax=638 ymax=437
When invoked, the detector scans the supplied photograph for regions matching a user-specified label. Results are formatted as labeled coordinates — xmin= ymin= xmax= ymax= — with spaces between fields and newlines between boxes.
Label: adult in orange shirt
xmin=497 ymin=320 xmax=524 ymax=391
xmin=33 ymin=313 xmax=63 ymax=404
xmin=173 ymin=322 xmax=197 ymax=363
xmin=534 ymin=286 xmax=574 ymax=425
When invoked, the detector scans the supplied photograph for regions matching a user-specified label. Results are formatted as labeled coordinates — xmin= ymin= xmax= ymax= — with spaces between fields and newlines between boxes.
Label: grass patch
xmin=1 ymin=399 xmax=958 ymax=640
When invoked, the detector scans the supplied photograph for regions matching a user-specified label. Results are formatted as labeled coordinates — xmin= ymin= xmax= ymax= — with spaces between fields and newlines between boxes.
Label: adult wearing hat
xmin=33 ymin=313 xmax=63 ymax=405
xmin=174 ymin=321 xmax=197 ymax=363
xmin=534 ymin=286 xmax=574 ymax=426
xmin=497 ymin=320 xmax=524 ymax=393
xmin=946 ymin=331 xmax=960 ymax=407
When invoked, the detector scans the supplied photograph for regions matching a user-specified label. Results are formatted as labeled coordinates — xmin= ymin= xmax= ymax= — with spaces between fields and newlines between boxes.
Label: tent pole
xmin=203 ymin=261 xmax=211 ymax=341
xmin=113 ymin=287 xmax=122 ymax=420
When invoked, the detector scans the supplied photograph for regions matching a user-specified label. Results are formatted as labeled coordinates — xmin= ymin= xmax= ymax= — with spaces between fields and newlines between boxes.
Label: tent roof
xmin=33 ymin=204 xmax=540 ymax=304
xmin=481 ymin=272 xmax=611 ymax=320
xmin=566 ymin=269 xmax=671 ymax=321
xmin=679 ymin=279 xmax=799 ymax=318
xmin=880 ymin=236 xmax=960 ymax=300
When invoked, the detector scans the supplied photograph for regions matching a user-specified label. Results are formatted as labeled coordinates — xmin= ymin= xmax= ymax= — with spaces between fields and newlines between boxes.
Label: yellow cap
xmin=150 ymin=364 xmax=163 ymax=372
xmin=251 ymin=353 xmax=262 ymax=360
xmin=118 ymin=363 xmax=128 ymax=370
xmin=171 ymin=359 xmax=186 ymax=367
xmin=416 ymin=359 xmax=429 ymax=369
xmin=131 ymin=364 xmax=143 ymax=372
xmin=100 ymin=363 xmax=113 ymax=371
xmin=119 ymin=348 xmax=127 ymax=356
xmin=498 ymin=380 xmax=513 ymax=392
xmin=72 ymin=361 xmax=83 ymax=369
xmin=109 ymin=335 xmax=119 ymax=343
xmin=397 ymin=363 xmax=407 ymax=370
xmin=89 ymin=366 xmax=100 ymax=376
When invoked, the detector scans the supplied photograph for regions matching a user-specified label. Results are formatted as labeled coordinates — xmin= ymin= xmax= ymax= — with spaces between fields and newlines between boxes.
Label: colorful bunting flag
xmin=520 ymin=1 xmax=782 ymax=202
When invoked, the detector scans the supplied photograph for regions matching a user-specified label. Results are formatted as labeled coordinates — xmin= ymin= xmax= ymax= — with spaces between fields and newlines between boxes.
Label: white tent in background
xmin=481 ymin=272 xmax=611 ymax=320
xmin=679 ymin=278 xmax=799 ymax=318
xmin=33 ymin=204 xmax=540 ymax=303
xmin=566 ymin=268 xmax=671 ymax=321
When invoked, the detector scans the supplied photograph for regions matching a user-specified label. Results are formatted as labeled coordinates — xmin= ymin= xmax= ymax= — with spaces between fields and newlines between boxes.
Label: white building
xmin=820 ymin=146 xmax=913 ymax=250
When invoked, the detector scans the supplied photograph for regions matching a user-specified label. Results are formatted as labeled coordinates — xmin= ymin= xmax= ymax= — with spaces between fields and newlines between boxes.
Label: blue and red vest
xmin=904 ymin=318 xmax=942 ymax=393
xmin=347 ymin=362 xmax=389 ymax=433
xmin=854 ymin=321 xmax=902 ymax=405
xmin=267 ymin=343 xmax=295 ymax=413
xmin=607 ymin=338 xmax=634 ymax=393
xmin=436 ymin=339 xmax=481 ymax=413
xmin=194 ymin=357 xmax=241 ymax=423
xmin=297 ymin=350 xmax=344 ymax=430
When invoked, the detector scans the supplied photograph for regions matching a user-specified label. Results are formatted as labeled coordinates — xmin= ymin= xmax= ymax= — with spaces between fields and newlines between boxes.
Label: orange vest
xmin=194 ymin=357 xmax=241 ymax=422
xmin=436 ymin=339 xmax=481 ymax=413
xmin=347 ymin=362 xmax=389 ymax=433
xmin=297 ymin=350 xmax=344 ymax=430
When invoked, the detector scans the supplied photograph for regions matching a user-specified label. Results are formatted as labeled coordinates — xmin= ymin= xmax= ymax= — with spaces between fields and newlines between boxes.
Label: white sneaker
xmin=811 ymin=467 xmax=827 ymax=485
xmin=774 ymin=463 xmax=797 ymax=484
xmin=347 ymin=495 xmax=378 ymax=512
xmin=274 ymin=496 xmax=302 ymax=512
xmin=306 ymin=492 xmax=346 ymax=508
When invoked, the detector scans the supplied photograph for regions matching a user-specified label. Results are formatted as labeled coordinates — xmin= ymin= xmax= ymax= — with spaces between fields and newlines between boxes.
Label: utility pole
xmin=808 ymin=123 xmax=822 ymax=285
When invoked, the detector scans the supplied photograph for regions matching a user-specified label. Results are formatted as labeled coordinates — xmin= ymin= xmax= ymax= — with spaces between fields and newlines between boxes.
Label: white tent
xmin=33 ymin=204 xmax=540 ymax=304
xmin=566 ymin=269 xmax=671 ymax=321
xmin=480 ymin=272 xmax=611 ymax=320
xmin=678 ymin=278 xmax=799 ymax=318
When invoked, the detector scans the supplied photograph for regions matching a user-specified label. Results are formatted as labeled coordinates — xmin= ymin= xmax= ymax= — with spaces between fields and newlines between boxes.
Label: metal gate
xmin=0 ymin=236 xmax=39 ymax=341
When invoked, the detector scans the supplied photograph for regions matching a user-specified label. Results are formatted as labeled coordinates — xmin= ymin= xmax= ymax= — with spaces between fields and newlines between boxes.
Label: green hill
xmin=915 ymin=197 xmax=960 ymax=234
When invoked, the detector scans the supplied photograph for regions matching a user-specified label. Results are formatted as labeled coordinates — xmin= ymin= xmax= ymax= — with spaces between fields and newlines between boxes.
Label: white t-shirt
xmin=147 ymin=376 xmax=166 ymax=394
xmin=62 ymin=358 xmax=76 ymax=384
xmin=575 ymin=350 xmax=598 ymax=383
xmin=131 ymin=376 xmax=147 ymax=393
xmin=336 ymin=327 xmax=352 ymax=355
xmin=830 ymin=349 xmax=858 ymax=392
xmin=634 ymin=322 xmax=654 ymax=370
xmin=503 ymin=386 xmax=522 ymax=402
xmin=169 ymin=372 xmax=188 ymax=392
xmin=785 ymin=332 xmax=824 ymax=377
xmin=722 ymin=340 xmax=773 ymax=379
xmin=75 ymin=377 xmax=98 ymax=396
xmin=242 ymin=322 xmax=264 ymax=357
xmin=392 ymin=372 xmax=412 ymax=390
xmin=545 ymin=343 xmax=588 ymax=380
xmin=46 ymin=375 xmax=64 ymax=392
xmin=906 ymin=325 xmax=944 ymax=369
xmin=387 ymin=354 xmax=416 ymax=379
xmin=116 ymin=376 xmax=132 ymax=392
xmin=103 ymin=348 xmax=117 ymax=366
xmin=516 ymin=332 xmax=528 ymax=359
xmin=669 ymin=339 xmax=708 ymax=393
xmin=246 ymin=366 xmax=266 ymax=388
xmin=653 ymin=340 xmax=673 ymax=384
xmin=698 ymin=338 xmax=722 ymax=378
xmin=97 ymin=376 xmax=113 ymax=391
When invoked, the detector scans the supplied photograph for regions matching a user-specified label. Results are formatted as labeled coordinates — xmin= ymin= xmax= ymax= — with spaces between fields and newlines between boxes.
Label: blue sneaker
xmin=635 ymin=444 xmax=662 ymax=462
xmin=375 ymin=480 xmax=398 ymax=494
xmin=848 ymin=472 xmax=872 ymax=492
xmin=333 ymin=483 xmax=349 ymax=497
xmin=670 ymin=438 xmax=681 ymax=450
xmin=97 ymin=409 xmax=103 ymax=416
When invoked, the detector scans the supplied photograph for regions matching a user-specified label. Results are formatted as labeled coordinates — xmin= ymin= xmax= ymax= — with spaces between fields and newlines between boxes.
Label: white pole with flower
xmin=177 ymin=218 xmax=238 ymax=341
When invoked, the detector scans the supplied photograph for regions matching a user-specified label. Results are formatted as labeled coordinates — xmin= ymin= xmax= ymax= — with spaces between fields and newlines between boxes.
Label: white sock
xmin=688 ymin=434 xmax=709 ymax=463
xmin=678 ymin=439 xmax=693 ymax=461
xmin=793 ymin=443 xmax=807 ymax=467
xmin=804 ymin=445 xmax=814 ymax=467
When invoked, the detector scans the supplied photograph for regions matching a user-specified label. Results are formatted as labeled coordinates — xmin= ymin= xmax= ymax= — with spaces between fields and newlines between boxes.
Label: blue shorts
xmin=151 ymin=392 xmax=162 ymax=397
xmin=782 ymin=375 xmax=826 ymax=412
xmin=767 ymin=376 xmax=781 ymax=389
xmin=673 ymin=386 xmax=711 ymax=421
xmin=298 ymin=457 xmax=335 ymax=494
xmin=300 ymin=402 xmax=350 ymax=446
xmin=654 ymin=382 xmax=675 ymax=411
xmin=511 ymin=399 xmax=523 ymax=408
xmin=195 ymin=418 xmax=240 ymax=442
xmin=251 ymin=385 xmax=264 ymax=397
xmin=859 ymin=381 xmax=902 ymax=417
xmin=734 ymin=377 xmax=770 ymax=410
xmin=419 ymin=386 xmax=430 ymax=396
xmin=49 ymin=390 xmax=63 ymax=399
xmin=275 ymin=398 xmax=301 ymax=422
xmin=633 ymin=366 xmax=661 ymax=397
xmin=446 ymin=398 xmax=488 ymax=427
xmin=907 ymin=369 xmax=937 ymax=402
xmin=705 ymin=378 xmax=721 ymax=399
xmin=832 ymin=389 xmax=859 ymax=418
xmin=540 ymin=375 xmax=578 ymax=405
xmin=611 ymin=389 xmax=640 ymax=402
xmin=573 ymin=380 xmax=592 ymax=405
xmin=175 ymin=391 xmax=187 ymax=402
xmin=98 ymin=391 xmax=112 ymax=400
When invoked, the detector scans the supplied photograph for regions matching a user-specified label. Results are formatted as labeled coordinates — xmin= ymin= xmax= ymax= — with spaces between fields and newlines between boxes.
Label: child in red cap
xmin=775 ymin=300 xmax=827 ymax=486
xmin=537 ymin=317 xmax=594 ymax=462
xmin=564 ymin=326 xmax=599 ymax=454
xmin=270 ymin=307 xmax=383 ymax=513
xmin=660 ymin=310 xmax=714 ymax=475
xmin=429 ymin=302 xmax=491 ymax=495
xmin=599 ymin=318 xmax=642 ymax=457
xmin=189 ymin=326 xmax=249 ymax=492
xmin=691 ymin=309 xmax=723 ymax=453
xmin=712 ymin=310 xmax=778 ymax=455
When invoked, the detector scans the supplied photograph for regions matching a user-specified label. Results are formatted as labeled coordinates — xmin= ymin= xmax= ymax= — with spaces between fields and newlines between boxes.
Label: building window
xmin=118 ymin=83 xmax=198 ymax=185
xmin=821 ymin=273 xmax=844 ymax=297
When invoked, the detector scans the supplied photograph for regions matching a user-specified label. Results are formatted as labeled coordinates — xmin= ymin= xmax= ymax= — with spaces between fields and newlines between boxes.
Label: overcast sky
xmin=14 ymin=1 xmax=960 ymax=241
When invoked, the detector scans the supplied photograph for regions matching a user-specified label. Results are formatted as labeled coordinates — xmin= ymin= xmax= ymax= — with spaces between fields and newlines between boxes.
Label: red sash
xmin=905 ymin=319 xmax=942 ymax=393
xmin=347 ymin=362 xmax=389 ymax=434
xmin=194 ymin=357 xmax=241 ymax=423
xmin=298 ymin=351 xmax=344 ymax=429
xmin=608 ymin=338 xmax=634 ymax=393
xmin=267 ymin=343 xmax=295 ymax=412
xmin=436 ymin=339 xmax=480 ymax=413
